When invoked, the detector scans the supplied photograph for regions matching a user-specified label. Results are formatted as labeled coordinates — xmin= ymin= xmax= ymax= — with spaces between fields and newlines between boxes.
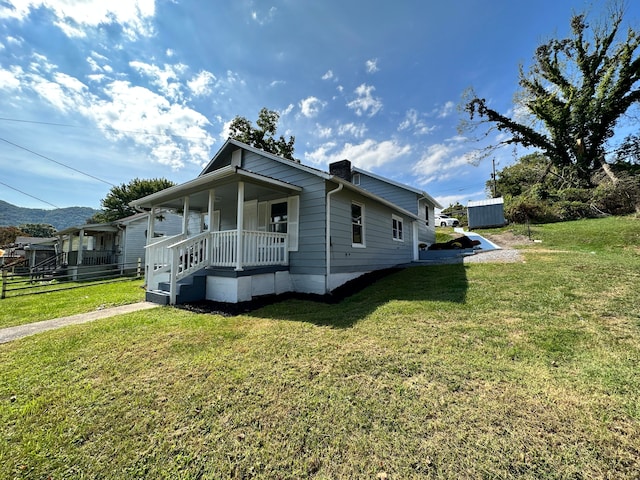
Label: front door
xmin=243 ymin=200 xmax=258 ymax=231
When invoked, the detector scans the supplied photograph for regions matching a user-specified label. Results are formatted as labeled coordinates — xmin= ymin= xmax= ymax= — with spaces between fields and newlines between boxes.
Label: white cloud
xmin=435 ymin=190 xmax=486 ymax=210
xmin=411 ymin=138 xmax=474 ymax=185
xmin=280 ymin=103 xmax=294 ymax=116
xmin=437 ymin=101 xmax=455 ymax=118
xmin=347 ymin=83 xmax=382 ymax=117
xmin=299 ymin=96 xmax=325 ymax=118
xmin=398 ymin=108 xmax=436 ymax=135
xmin=316 ymin=124 xmax=332 ymax=138
xmin=337 ymin=122 xmax=367 ymax=138
xmin=0 ymin=0 xmax=156 ymax=40
xmin=322 ymin=70 xmax=334 ymax=80
xmin=188 ymin=70 xmax=216 ymax=97
xmin=129 ymin=61 xmax=187 ymax=101
xmin=0 ymin=66 xmax=22 ymax=91
xmin=251 ymin=6 xmax=276 ymax=25
xmin=3 ymin=58 xmax=215 ymax=169
xmin=365 ymin=58 xmax=379 ymax=74
xmin=84 ymin=80 xmax=214 ymax=169
xmin=305 ymin=138 xmax=411 ymax=170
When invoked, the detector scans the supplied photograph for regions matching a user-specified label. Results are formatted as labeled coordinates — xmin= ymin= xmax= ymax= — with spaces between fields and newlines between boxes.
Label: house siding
xmin=329 ymin=189 xmax=414 ymax=274
xmin=123 ymin=214 xmax=183 ymax=269
xmin=357 ymin=171 xmax=435 ymax=245
xmin=357 ymin=172 xmax=419 ymax=212
xmin=242 ymin=151 xmax=327 ymax=276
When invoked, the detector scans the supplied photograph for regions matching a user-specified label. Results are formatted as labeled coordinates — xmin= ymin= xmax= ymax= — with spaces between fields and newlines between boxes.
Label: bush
xmin=553 ymin=201 xmax=593 ymax=220
xmin=592 ymin=175 xmax=640 ymax=215
xmin=504 ymin=196 xmax=558 ymax=224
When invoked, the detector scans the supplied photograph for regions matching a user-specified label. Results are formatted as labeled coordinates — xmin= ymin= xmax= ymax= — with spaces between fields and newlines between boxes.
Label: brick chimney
xmin=329 ymin=159 xmax=352 ymax=182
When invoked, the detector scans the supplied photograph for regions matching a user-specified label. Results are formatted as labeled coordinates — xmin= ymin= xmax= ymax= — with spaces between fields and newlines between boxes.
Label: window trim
xmin=392 ymin=214 xmax=404 ymax=242
xmin=351 ymin=201 xmax=365 ymax=248
xmin=352 ymin=172 xmax=361 ymax=186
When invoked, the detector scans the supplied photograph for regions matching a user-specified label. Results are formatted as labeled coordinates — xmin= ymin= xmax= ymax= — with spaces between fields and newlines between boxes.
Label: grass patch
xmin=1 ymin=216 xmax=639 ymax=478
xmin=0 ymin=279 xmax=145 ymax=329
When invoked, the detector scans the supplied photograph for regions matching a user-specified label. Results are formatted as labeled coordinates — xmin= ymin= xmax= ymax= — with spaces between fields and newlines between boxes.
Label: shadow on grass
xmin=178 ymin=262 xmax=468 ymax=329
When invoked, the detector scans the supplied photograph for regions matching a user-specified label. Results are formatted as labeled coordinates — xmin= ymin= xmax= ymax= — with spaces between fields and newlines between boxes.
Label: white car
xmin=435 ymin=214 xmax=460 ymax=227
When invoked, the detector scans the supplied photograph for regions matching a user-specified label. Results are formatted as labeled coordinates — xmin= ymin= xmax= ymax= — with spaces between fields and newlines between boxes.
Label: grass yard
xmin=0 ymin=279 xmax=146 ymax=329
xmin=0 ymin=216 xmax=639 ymax=478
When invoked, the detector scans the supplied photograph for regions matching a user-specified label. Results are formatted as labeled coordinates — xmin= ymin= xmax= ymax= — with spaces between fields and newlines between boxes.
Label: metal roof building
xmin=467 ymin=197 xmax=506 ymax=229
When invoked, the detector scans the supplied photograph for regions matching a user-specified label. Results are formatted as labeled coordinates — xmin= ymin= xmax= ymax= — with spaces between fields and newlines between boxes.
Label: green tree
xmin=18 ymin=223 xmax=56 ymax=237
xmin=0 ymin=226 xmax=26 ymax=246
xmin=229 ymin=107 xmax=296 ymax=160
xmin=90 ymin=178 xmax=176 ymax=223
xmin=462 ymin=3 xmax=640 ymax=188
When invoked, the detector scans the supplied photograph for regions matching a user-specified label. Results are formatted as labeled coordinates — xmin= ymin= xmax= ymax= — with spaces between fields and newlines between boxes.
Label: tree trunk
xmin=598 ymin=155 xmax=619 ymax=184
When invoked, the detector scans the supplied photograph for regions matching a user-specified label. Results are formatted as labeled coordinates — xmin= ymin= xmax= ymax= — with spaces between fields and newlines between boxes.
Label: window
xmin=425 ymin=205 xmax=429 ymax=226
xmin=392 ymin=215 xmax=404 ymax=241
xmin=352 ymin=202 xmax=365 ymax=246
xmin=270 ymin=201 xmax=288 ymax=234
xmin=352 ymin=173 xmax=361 ymax=185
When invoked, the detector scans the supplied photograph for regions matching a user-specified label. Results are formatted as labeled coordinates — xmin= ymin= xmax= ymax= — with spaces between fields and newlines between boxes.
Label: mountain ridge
xmin=0 ymin=200 xmax=100 ymax=231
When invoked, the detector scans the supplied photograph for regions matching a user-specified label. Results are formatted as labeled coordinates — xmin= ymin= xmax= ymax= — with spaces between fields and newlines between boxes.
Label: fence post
xmin=1 ymin=269 xmax=7 ymax=299
xmin=137 ymin=258 xmax=141 ymax=278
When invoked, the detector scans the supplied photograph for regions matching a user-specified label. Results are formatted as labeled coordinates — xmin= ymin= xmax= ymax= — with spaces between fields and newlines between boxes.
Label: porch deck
xmin=145 ymin=230 xmax=289 ymax=304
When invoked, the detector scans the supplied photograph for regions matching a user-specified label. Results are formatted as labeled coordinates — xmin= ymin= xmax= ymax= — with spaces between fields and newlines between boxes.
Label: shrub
xmin=592 ymin=174 xmax=640 ymax=215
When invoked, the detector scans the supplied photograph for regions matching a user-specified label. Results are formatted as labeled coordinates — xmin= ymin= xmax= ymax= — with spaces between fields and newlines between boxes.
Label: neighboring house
xmin=132 ymin=138 xmax=441 ymax=305
xmin=0 ymin=236 xmax=58 ymax=273
xmin=56 ymin=212 xmax=183 ymax=280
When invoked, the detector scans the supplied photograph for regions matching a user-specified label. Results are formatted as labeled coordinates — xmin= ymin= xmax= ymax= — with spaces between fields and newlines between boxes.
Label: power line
xmin=0 ymin=116 xmax=211 ymax=141
xmin=0 ymin=137 xmax=116 ymax=187
xmin=0 ymin=180 xmax=60 ymax=209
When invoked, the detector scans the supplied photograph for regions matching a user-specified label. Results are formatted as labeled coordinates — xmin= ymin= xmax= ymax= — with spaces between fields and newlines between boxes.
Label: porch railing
xmin=144 ymin=230 xmax=289 ymax=300
xmin=144 ymin=233 xmax=185 ymax=290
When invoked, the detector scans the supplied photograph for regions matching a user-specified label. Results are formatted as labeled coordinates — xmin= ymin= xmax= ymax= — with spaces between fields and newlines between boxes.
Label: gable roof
xmin=200 ymin=138 xmax=332 ymax=180
xmin=352 ymin=166 xmax=443 ymax=209
xmin=133 ymin=138 xmax=430 ymax=221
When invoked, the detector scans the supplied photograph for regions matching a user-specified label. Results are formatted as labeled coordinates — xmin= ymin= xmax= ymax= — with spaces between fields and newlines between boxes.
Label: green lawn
xmin=0 ymin=279 xmax=146 ymax=329
xmin=1 ymin=216 xmax=639 ymax=478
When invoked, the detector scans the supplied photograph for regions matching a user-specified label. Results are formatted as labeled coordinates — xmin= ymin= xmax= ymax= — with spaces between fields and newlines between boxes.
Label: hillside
xmin=0 ymin=200 xmax=100 ymax=231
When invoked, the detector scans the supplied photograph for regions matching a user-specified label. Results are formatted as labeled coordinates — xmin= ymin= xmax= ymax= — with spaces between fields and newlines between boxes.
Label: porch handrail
xmin=145 ymin=233 xmax=184 ymax=291
xmin=149 ymin=230 xmax=289 ymax=304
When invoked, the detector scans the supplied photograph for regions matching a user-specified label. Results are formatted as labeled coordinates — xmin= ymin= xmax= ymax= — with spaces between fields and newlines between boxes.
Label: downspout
xmin=325 ymin=182 xmax=343 ymax=294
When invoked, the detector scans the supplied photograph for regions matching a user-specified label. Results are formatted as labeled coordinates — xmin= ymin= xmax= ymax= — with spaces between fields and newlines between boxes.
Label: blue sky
xmin=1 ymin=0 xmax=639 ymax=212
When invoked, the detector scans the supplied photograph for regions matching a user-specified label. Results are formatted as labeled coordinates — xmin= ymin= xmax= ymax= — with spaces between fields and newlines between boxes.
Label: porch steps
xmin=147 ymin=270 xmax=208 ymax=305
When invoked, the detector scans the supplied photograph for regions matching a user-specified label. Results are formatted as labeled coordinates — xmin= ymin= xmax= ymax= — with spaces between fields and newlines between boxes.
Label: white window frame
xmin=351 ymin=201 xmax=365 ymax=248
xmin=352 ymin=173 xmax=361 ymax=186
xmin=392 ymin=214 xmax=404 ymax=242
xmin=258 ymin=196 xmax=300 ymax=251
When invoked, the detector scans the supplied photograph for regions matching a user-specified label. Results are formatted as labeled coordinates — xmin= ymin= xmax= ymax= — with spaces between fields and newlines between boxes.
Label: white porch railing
xmin=145 ymin=230 xmax=289 ymax=302
xmin=144 ymin=233 xmax=184 ymax=290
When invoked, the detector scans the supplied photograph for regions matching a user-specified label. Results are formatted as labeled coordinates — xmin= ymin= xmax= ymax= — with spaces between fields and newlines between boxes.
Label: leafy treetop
xmin=90 ymin=178 xmax=176 ymax=224
xmin=228 ymin=108 xmax=296 ymax=160
xmin=461 ymin=2 xmax=640 ymax=188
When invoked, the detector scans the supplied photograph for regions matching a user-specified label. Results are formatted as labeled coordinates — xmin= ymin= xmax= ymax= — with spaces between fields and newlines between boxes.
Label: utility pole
xmin=491 ymin=158 xmax=497 ymax=198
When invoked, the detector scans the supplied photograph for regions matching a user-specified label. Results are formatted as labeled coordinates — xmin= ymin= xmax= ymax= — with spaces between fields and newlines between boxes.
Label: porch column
xmin=147 ymin=206 xmax=155 ymax=241
xmin=207 ymin=189 xmax=215 ymax=233
xmin=235 ymin=181 xmax=244 ymax=271
xmin=182 ymin=196 xmax=190 ymax=235
xmin=77 ymin=229 xmax=84 ymax=265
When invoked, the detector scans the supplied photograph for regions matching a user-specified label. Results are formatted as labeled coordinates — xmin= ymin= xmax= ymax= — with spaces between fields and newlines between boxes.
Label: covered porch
xmin=135 ymin=166 xmax=302 ymax=304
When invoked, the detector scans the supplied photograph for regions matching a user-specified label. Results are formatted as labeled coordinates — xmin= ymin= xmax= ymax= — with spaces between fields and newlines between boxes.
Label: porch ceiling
xmin=132 ymin=167 xmax=302 ymax=212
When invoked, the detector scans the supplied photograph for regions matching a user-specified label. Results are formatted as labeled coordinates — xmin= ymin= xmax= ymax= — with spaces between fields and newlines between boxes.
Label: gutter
xmin=325 ymin=182 xmax=343 ymax=294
